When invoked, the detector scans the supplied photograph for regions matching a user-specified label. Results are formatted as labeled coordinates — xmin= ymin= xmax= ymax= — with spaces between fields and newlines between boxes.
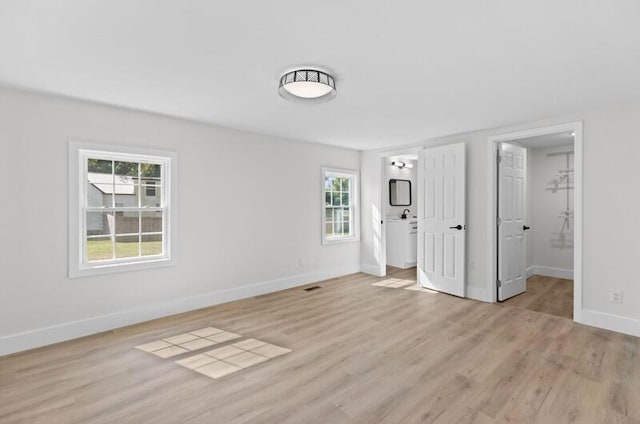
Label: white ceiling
xmin=1 ymin=1 xmax=640 ymax=150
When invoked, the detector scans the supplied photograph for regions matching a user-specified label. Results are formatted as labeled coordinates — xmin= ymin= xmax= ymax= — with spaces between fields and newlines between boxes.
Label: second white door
xmin=498 ymin=142 xmax=528 ymax=301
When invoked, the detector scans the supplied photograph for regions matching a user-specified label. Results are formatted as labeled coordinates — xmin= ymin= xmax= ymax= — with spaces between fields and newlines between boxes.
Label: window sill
xmin=69 ymin=256 xmax=176 ymax=279
xmin=322 ymin=236 xmax=360 ymax=246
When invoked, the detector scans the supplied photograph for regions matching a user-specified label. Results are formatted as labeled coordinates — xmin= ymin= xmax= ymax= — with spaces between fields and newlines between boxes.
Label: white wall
xmin=527 ymin=145 xmax=574 ymax=277
xmin=384 ymin=159 xmax=417 ymax=218
xmin=360 ymin=152 xmax=384 ymax=276
xmin=0 ymin=87 xmax=361 ymax=355
xmin=361 ymin=102 xmax=640 ymax=336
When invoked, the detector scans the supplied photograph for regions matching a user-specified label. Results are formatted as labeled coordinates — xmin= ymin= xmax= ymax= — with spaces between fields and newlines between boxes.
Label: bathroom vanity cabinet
xmin=386 ymin=219 xmax=417 ymax=269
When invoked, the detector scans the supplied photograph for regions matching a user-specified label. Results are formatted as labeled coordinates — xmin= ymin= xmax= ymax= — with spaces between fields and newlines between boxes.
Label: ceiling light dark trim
xmin=278 ymin=68 xmax=337 ymax=103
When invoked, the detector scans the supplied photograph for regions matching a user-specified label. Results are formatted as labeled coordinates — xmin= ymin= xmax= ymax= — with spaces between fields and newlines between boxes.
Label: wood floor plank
xmin=502 ymin=275 xmax=574 ymax=319
xmin=0 ymin=266 xmax=637 ymax=424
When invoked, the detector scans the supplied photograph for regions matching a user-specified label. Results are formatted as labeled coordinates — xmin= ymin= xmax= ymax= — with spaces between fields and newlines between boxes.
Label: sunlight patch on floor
xmin=372 ymin=278 xmax=415 ymax=288
xmin=135 ymin=327 xmax=240 ymax=358
xmin=177 ymin=339 xmax=291 ymax=379
xmin=135 ymin=328 xmax=292 ymax=380
xmin=404 ymin=285 xmax=438 ymax=294
xmin=372 ymin=278 xmax=438 ymax=294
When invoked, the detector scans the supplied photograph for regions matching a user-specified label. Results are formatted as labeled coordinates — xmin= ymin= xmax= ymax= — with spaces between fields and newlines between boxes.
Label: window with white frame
xmin=69 ymin=142 xmax=176 ymax=277
xmin=322 ymin=168 xmax=359 ymax=244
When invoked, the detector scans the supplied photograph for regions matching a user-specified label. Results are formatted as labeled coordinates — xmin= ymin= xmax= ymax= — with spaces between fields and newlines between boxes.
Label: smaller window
xmin=322 ymin=167 xmax=359 ymax=244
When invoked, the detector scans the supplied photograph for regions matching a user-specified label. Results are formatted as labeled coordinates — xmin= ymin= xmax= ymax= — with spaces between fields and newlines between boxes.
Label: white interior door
xmin=417 ymin=143 xmax=466 ymax=297
xmin=498 ymin=142 xmax=528 ymax=301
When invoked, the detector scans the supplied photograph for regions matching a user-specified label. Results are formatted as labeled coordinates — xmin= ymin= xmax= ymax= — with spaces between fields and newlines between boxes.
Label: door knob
xmin=523 ymin=225 xmax=531 ymax=231
xmin=449 ymin=225 xmax=463 ymax=230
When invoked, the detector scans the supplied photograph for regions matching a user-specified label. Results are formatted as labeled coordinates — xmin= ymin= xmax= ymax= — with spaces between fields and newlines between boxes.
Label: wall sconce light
xmin=392 ymin=161 xmax=413 ymax=169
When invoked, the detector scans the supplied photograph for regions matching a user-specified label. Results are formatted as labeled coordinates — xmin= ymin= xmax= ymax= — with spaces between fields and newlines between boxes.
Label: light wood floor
xmin=501 ymin=275 xmax=574 ymax=320
xmin=1 ymin=268 xmax=639 ymax=424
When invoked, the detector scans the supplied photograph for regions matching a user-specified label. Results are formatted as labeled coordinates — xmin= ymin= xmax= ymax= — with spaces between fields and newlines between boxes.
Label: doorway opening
xmin=376 ymin=143 xmax=467 ymax=300
xmin=381 ymin=152 xmax=419 ymax=276
xmin=487 ymin=122 xmax=583 ymax=322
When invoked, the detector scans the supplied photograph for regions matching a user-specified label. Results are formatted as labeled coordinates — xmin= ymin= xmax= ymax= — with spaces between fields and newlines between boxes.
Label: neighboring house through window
xmin=145 ymin=180 xmax=157 ymax=198
xmin=69 ymin=141 xmax=177 ymax=277
xmin=322 ymin=167 xmax=359 ymax=244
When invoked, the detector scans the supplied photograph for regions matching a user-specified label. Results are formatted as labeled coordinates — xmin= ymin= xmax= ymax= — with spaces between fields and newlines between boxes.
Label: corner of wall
xmin=360 ymin=263 xmax=384 ymax=277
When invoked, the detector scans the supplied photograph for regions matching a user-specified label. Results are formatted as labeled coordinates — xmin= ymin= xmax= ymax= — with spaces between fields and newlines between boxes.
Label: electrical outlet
xmin=610 ymin=289 xmax=623 ymax=304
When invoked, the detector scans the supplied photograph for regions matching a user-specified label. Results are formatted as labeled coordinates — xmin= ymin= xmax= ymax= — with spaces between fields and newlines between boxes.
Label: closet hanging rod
xmin=545 ymin=186 xmax=574 ymax=191
xmin=546 ymin=151 xmax=574 ymax=156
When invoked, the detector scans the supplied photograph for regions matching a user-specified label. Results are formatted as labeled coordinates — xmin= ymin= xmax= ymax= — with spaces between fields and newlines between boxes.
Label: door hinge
xmin=497 ymin=279 xmax=502 ymax=288
xmin=496 ymin=217 xmax=502 ymax=226
xmin=497 ymin=154 xmax=502 ymax=164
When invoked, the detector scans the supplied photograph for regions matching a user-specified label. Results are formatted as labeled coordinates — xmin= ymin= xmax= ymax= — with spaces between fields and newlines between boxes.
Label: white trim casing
xmin=68 ymin=141 xmax=178 ymax=278
xmin=486 ymin=122 xmax=583 ymax=323
xmin=321 ymin=167 xmax=360 ymax=245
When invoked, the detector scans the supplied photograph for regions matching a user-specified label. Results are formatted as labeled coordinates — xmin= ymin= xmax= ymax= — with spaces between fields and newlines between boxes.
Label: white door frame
xmin=486 ymin=121 xmax=583 ymax=322
xmin=377 ymin=155 xmax=387 ymax=277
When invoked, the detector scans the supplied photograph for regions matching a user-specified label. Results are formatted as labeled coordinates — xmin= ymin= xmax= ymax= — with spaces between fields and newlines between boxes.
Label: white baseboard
xmin=579 ymin=309 xmax=640 ymax=338
xmin=0 ymin=264 xmax=361 ymax=357
xmin=360 ymin=263 xmax=384 ymax=277
xmin=528 ymin=265 xmax=573 ymax=280
xmin=526 ymin=266 xmax=536 ymax=279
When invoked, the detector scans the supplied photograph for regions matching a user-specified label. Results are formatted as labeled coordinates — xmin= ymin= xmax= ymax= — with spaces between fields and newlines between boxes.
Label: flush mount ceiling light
xmin=278 ymin=68 xmax=336 ymax=103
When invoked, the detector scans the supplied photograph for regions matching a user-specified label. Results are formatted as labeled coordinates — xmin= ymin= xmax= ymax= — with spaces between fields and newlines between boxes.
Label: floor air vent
xmin=304 ymin=285 xmax=322 ymax=292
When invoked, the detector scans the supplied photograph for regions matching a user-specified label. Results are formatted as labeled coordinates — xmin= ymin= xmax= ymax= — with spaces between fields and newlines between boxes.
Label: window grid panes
xmin=323 ymin=172 xmax=356 ymax=240
xmin=84 ymin=156 xmax=166 ymax=264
